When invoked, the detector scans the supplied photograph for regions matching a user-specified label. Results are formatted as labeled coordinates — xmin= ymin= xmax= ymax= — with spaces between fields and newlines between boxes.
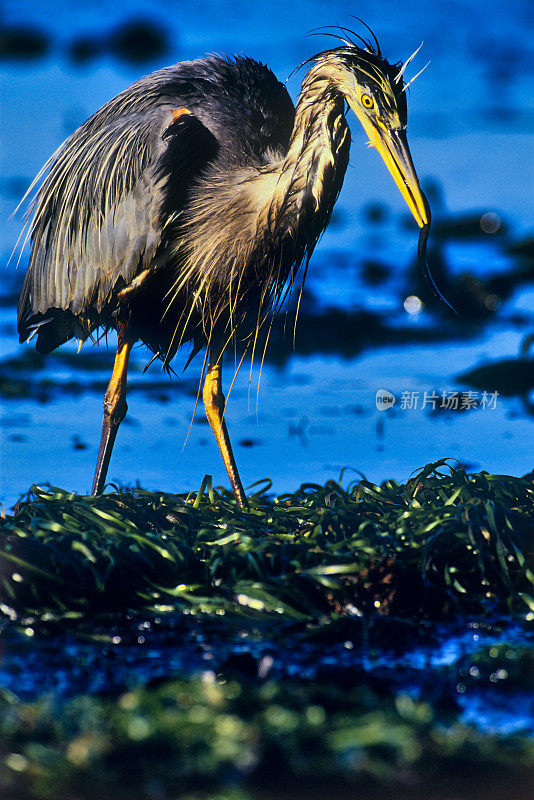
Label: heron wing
xmin=17 ymin=106 xmax=217 ymax=347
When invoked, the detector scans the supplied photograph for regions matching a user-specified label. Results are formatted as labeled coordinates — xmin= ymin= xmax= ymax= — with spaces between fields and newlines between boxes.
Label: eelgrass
xmin=1 ymin=460 xmax=533 ymax=621
xmin=1 ymin=461 xmax=534 ymax=800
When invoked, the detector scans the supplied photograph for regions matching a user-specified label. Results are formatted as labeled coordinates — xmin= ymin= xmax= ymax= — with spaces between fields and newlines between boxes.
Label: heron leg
xmin=91 ymin=333 xmax=135 ymax=495
xmin=202 ymin=350 xmax=248 ymax=509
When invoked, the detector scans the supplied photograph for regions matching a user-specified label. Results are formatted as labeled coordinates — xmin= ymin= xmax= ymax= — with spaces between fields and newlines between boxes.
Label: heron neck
xmin=276 ymin=78 xmax=350 ymax=247
xmin=287 ymin=77 xmax=345 ymax=159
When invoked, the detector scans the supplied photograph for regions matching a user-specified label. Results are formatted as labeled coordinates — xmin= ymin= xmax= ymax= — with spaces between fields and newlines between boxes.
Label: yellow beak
xmin=357 ymin=116 xmax=428 ymax=228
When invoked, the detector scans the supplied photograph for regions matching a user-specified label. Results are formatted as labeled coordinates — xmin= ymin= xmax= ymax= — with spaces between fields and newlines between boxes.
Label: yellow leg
xmin=202 ymin=353 xmax=248 ymax=509
xmin=91 ymin=338 xmax=134 ymax=495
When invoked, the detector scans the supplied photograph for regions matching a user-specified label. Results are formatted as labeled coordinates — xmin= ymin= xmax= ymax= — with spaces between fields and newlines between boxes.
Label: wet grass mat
xmin=1 ymin=461 xmax=533 ymax=620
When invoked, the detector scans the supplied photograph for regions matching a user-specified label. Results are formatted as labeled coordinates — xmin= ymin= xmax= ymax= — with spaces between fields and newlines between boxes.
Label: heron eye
xmin=361 ymin=93 xmax=374 ymax=109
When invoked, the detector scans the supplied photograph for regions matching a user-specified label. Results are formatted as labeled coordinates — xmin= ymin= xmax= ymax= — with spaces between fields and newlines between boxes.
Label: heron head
xmin=310 ymin=32 xmax=429 ymax=228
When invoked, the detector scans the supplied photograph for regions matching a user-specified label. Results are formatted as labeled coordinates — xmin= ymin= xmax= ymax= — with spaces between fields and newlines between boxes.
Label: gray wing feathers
xmin=22 ymin=108 xmax=176 ymax=322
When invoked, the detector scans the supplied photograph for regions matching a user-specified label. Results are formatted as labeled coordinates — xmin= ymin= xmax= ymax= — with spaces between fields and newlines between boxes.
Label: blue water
xmin=1 ymin=0 xmax=533 ymax=507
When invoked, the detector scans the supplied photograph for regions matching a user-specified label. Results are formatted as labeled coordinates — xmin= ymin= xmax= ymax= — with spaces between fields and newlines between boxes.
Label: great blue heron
xmin=17 ymin=26 xmax=431 ymax=509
